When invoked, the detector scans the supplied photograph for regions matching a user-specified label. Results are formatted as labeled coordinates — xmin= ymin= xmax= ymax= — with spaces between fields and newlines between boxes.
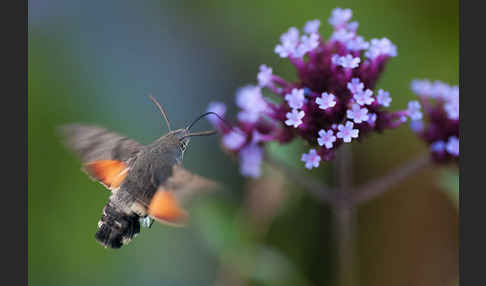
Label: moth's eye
xmin=180 ymin=141 xmax=187 ymax=152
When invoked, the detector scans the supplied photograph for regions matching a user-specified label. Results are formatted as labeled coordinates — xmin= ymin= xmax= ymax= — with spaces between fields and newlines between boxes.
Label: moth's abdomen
xmin=95 ymin=202 xmax=140 ymax=249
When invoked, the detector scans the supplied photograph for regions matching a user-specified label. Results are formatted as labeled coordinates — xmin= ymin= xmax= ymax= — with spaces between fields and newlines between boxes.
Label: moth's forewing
xmin=59 ymin=124 xmax=143 ymax=163
xmin=59 ymin=124 xmax=143 ymax=189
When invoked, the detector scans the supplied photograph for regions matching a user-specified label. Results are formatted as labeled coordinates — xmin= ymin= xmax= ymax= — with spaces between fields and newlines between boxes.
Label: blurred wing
xmin=147 ymin=165 xmax=219 ymax=226
xmin=59 ymin=124 xmax=144 ymax=163
xmin=59 ymin=124 xmax=144 ymax=190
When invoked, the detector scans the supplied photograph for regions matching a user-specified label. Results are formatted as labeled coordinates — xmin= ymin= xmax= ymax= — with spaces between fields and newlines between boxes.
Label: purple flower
xmin=333 ymin=54 xmax=360 ymax=69
xmin=274 ymin=27 xmax=300 ymax=58
xmin=328 ymin=8 xmax=352 ymax=28
xmin=257 ymin=64 xmax=273 ymax=87
xmin=301 ymin=149 xmax=321 ymax=169
xmin=236 ymin=85 xmax=264 ymax=111
xmin=285 ymin=88 xmax=306 ymax=109
xmin=239 ymin=144 xmax=263 ymax=178
xmin=346 ymin=36 xmax=369 ymax=51
xmin=347 ymin=21 xmax=359 ymax=31
xmin=407 ymin=100 xmax=423 ymax=120
xmin=444 ymin=98 xmax=459 ymax=120
xmin=347 ymin=104 xmax=369 ymax=123
xmin=365 ymin=38 xmax=397 ymax=59
xmin=446 ymin=136 xmax=459 ymax=156
xmin=353 ymin=89 xmax=374 ymax=106
xmin=330 ymin=29 xmax=355 ymax=44
xmin=212 ymin=8 xmax=407 ymax=175
xmin=410 ymin=79 xmax=433 ymax=97
xmin=446 ymin=85 xmax=459 ymax=101
xmin=367 ymin=113 xmax=377 ymax=124
xmin=206 ymin=101 xmax=226 ymax=126
xmin=316 ymin=92 xmax=336 ymax=110
xmin=295 ymin=33 xmax=320 ymax=57
xmin=303 ymin=19 xmax=321 ymax=34
xmin=409 ymin=120 xmax=424 ymax=132
xmin=222 ymin=128 xmax=247 ymax=150
xmin=430 ymin=140 xmax=446 ymax=153
xmin=409 ymin=79 xmax=458 ymax=164
xmin=236 ymin=85 xmax=267 ymax=123
xmin=336 ymin=121 xmax=359 ymax=143
xmin=376 ymin=89 xmax=391 ymax=107
xmin=347 ymin=78 xmax=364 ymax=94
xmin=237 ymin=111 xmax=260 ymax=123
xmin=285 ymin=109 xmax=305 ymax=128
xmin=317 ymin=129 xmax=336 ymax=149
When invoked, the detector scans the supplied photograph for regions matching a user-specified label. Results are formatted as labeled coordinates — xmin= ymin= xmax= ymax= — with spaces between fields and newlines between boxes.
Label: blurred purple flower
xmin=239 ymin=144 xmax=263 ymax=178
xmin=206 ymin=101 xmax=226 ymax=127
xmin=301 ymin=149 xmax=321 ymax=169
xmin=408 ymin=79 xmax=459 ymax=164
xmin=365 ymin=38 xmax=397 ymax=59
xmin=257 ymin=64 xmax=273 ymax=87
xmin=274 ymin=27 xmax=300 ymax=58
xmin=222 ymin=128 xmax=247 ymax=150
xmin=430 ymin=140 xmax=446 ymax=153
xmin=407 ymin=100 xmax=423 ymax=120
xmin=297 ymin=33 xmax=320 ymax=57
xmin=328 ymin=8 xmax=352 ymax=28
xmin=346 ymin=36 xmax=369 ymax=51
xmin=330 ymin=29 xmax=355 ymax=44
xmin=409 ymin=120 xmax=424 ymax=133
xmin=446 ymin=136 xmax=459 ymax=156
xmin=333 ymin=54 xmax=361 ymax=69
xmin=236 ymin=85 xmax=267 ymax=123
xmin=303 ymin=19 xmax=321 ymax=34
xmin=376 ymin=89 xmax=391 ymax=107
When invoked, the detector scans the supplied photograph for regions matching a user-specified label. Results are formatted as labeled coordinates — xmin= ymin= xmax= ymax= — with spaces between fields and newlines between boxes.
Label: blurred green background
xmin=29 ymin=1 xmax=458 ymax=285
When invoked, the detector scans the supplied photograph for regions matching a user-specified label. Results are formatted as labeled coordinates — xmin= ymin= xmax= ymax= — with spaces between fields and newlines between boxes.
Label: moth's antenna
xmin=186 ymin=111 xmax=229 ymax=131
xmin=181 ymin=130 xmax=217 ymax=140
xmin=148 ymin=94 xmax=171 ymax=131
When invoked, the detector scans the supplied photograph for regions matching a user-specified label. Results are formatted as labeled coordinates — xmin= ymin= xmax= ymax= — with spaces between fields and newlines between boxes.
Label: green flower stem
xmin=333 ymin=145 xmax=358 ymax=286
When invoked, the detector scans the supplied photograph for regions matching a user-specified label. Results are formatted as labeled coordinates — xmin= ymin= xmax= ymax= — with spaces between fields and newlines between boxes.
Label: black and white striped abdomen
xmin=95 ymin=201 xmax=141 ymax=249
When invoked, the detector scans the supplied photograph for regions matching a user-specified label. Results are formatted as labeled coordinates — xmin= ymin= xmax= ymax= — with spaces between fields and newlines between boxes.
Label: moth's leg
xmin=140 ymin=216 xmax=154 ymax=228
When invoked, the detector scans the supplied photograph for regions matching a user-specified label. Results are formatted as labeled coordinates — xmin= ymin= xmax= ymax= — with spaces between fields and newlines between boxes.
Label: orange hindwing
xmin=148 ymin=189 xmax=188 ymax=227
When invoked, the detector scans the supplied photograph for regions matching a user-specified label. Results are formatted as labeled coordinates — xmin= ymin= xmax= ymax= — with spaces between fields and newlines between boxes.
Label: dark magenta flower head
xmin=407 ymin=79 xmax=459 ymax=164
xmin=207 ymin=8 xmax=412 ymax=177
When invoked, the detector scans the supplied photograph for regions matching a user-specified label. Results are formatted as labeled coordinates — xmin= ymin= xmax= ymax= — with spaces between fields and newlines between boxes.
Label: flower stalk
xmin=333 ymin=145 xmax=358 ymax=286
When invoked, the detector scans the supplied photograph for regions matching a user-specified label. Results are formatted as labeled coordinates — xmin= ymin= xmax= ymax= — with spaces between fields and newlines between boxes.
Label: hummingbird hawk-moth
xmin=59 ymin=95 xmax=221 ymax=249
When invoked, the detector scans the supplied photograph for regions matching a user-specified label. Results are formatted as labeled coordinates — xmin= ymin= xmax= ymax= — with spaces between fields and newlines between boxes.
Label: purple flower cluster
xmin=408 ymin=79 xmax=459 ymax=163
xmin=207 ymin=8 xmax=412 ymax=177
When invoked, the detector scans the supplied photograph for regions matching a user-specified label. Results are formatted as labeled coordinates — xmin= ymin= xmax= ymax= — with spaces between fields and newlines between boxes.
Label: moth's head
xmin=148 ymin=95 xmax=221 ymax=156
xmin=163 ymin=127 xmax=216 ymax=154
xmin=166 ymin=128 xmax=191 ymax=155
